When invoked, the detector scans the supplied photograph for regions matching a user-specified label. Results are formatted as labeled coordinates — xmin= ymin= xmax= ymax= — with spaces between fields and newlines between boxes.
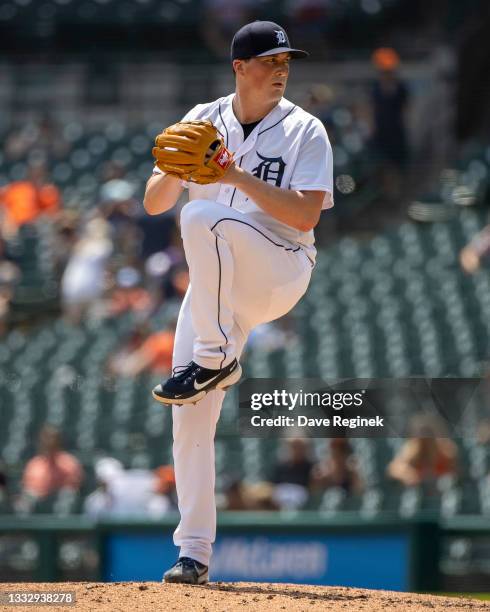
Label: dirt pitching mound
xmin=2 ymin=582 xmax=489 ymax=612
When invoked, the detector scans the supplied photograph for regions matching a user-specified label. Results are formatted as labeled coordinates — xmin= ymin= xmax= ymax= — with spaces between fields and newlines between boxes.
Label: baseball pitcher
xmin=144 ymin=20 xmax=334 ymax=584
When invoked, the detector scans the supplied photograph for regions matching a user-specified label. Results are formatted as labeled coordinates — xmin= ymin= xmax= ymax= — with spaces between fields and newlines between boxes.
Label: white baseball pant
xmin=171 ymin=199 xmax=312 ymax=565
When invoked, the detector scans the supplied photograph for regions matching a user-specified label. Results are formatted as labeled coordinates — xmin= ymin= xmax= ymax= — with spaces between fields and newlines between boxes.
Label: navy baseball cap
xmin=231 ymin=21 xmax=309 ymax=61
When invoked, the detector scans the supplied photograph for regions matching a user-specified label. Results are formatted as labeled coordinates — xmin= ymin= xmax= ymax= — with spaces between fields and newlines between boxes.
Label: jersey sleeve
xmin=151 ymin=104 xmax=207 ymax=185
xmin=289 ymin=118 xmax=334 ymax=210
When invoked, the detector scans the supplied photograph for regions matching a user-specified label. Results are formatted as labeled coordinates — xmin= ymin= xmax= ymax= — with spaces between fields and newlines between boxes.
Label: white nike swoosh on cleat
xmin=194 ymin=373 xmax=221 ymax=391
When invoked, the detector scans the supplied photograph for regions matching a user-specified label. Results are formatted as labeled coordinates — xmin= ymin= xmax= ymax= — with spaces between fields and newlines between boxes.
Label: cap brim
xmin=256 ymin=47 xmax=309 ymax=59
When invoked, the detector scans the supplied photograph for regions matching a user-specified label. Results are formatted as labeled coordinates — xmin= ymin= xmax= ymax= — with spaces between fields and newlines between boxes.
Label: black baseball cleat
xmin=163 ymin=557 xmax=209 ymax=585
xmin=152 ymin=358 xmax=242 ymax=405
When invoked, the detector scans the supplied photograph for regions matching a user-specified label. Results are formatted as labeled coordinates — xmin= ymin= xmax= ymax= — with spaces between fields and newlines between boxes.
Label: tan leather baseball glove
xmin=152 ymin=120 xmax=234 ymax=185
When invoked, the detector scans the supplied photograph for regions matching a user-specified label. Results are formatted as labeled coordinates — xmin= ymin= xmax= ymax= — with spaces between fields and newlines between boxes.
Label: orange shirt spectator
xmin=108 ymin=328 xmax=175 ymax=377
xmin=109 ymin=287 xmax=152 ymax=317
xmin=0 ymin=181 xmax=60 ymax=228
xmin=140 ymin=330 xmax=174 ymax=374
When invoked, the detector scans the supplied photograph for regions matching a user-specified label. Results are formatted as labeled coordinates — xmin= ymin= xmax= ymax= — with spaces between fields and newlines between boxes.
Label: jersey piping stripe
xmin=215 ymin=235 xmax=228 ymax=369
xmin=218 ymin=102 xmax=229 ymax=148
xmin=257 ymin=105 xmax=297 ymax=137
xmin=210 ymin=218 xmax=301 ymax=252
xmin=229 ymin=156 xmax=244 ymax=208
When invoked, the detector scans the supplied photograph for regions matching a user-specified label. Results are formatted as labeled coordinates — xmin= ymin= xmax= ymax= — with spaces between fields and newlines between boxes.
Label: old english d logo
xmin=275 ymin=30 xmax=287 ymax=45
xmin=252 ymin=153 xmax=286 ymax=187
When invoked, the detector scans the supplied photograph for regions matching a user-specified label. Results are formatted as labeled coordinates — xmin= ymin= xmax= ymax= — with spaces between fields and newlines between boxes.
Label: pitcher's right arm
xmin=143 ymin=173 xmax=184 ymax=215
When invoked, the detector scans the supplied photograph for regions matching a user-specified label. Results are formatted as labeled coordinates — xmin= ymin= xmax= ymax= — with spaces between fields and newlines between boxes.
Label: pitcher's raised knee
xmin=180 ymin=199 xmax=223 ymax=229
xmin=180 ymin=199 xmax=208 ymax=229
xmin=180 ymin=199 xmax=233 ymax=232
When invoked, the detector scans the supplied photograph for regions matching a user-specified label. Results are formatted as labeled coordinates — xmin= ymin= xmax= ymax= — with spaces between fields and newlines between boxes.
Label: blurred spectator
xmin=0 ymin=286 xmax=14 ymax=337
xmin=100 ymin=161 xmax=128 ymax=184
xmin=244 ymin=482 xmax=279 ymax=510
xmin=416 ymin=45 xmax=456 ymax=173
xmin=456 ymin=0 xmax=490 ymax=141
xmin=35 ymin=115 xmax=70 ymax=159
xmin=271 ymin=438 xmax=314 ymax=510
xmin=286 ymin=0 xmax=330 ymax=58
xmin=304 ymin=83 xmax=336 ymax=132
xmin=459 ymin=224 xmax=490 ymax=274
xmin=311 ymin=438 xmax=363 ymax=495
xmin=273 ymin=438 xmax=313 ymax=487
xmin=60 ymin=215 xmax=113 ymax=323
xmin=200 ymin=0 xmax=260 ymax=59
xmin=52 ymin=211 xmax=79 ymax=278
xmin=4 ymin=115 xmax=68 ymax=163
xmin=163 ymin=263 xmax=190 ymax=301
xmin=21 ymin=425 xmax=84 ymax=500
xmin=149 ymin=465 xmax=177 ymax=516
xmin=477 ymin=418 xmax=490 ymax=446
xmin=0 ymin=163 xmax=61 ymax=238
xmin=220 ymin=477 xmax=279 ymax=511
xmin=160 ymin=224 xmax=187 ymax=269
xmin=107 ymin=321 xmax=175 ymax=377
xmin=100 ymin=179 xmax=135 ymax=210
xmin=142 ymin=220 xmax=187 ymax=306
xmin=107 ymin=322 xmax=150 ymax=373
xmin=137 ymin=211 xmax=179 ymax=262
xmin=84 ymin=458 xmax=175 ymax=518
xmin=220 ymin=477 xmax=249 ymax=510
xmin=83 ymin=457 xmax=121 ymax=518
xmin=99 ymin=172 xmax=133 ymax=209
xmin=99 ymin=179 xmax=142 ymax=260
xmin=387 ymin=414 xmax=458 ymax=488
xmin=0 ymin=462 xmax=10 ymax=512
xmin=370 ymin=47 xmax=410 ymax=202
xmin=107 ymin=267 xmax=153 ymax=318
xmin=0 ymin=236 xmax=20 ymax=335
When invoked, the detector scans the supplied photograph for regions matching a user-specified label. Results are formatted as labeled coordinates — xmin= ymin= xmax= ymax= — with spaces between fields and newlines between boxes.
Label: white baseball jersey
xmin=154 ymin=94 xmax=334 ymax=263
